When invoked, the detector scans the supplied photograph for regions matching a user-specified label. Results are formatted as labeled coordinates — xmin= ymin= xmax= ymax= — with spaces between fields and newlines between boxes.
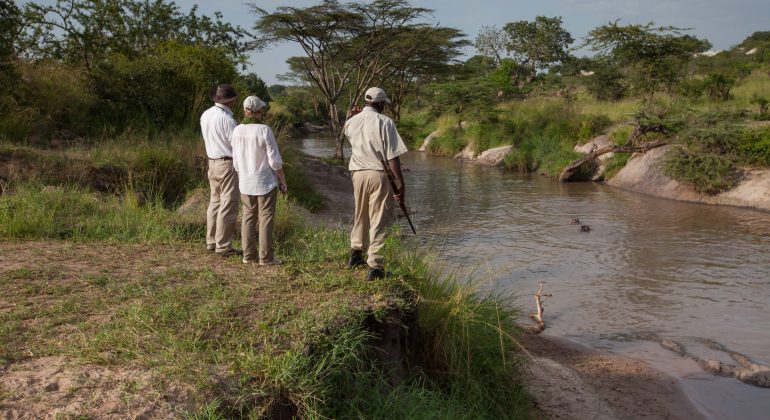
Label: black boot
xmin=367 ymin=267 xmax=386 ymax=281
xmin=347 ymin=249 xmax=366 ymax=269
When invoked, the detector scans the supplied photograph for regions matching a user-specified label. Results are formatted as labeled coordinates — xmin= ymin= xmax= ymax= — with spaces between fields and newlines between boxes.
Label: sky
xmin=18 ymin=0 xmax=770 ymax=85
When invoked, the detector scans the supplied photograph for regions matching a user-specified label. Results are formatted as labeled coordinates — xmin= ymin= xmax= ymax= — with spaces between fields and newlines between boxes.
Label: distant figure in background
xmin=343 ymin=87 xmax=408 ymax=280
xmin=200 ymin=84 xmax=242 ymax=257
xmin=231 ymin=96 xmax=288 ymax=266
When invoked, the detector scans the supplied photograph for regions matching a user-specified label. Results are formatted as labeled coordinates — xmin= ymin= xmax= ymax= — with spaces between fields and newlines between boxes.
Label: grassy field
xmin=0 ymin=134 xmax=532 ymax=418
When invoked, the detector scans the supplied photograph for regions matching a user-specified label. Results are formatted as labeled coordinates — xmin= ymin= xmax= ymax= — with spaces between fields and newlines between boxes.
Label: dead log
xmin=558 ymin=140 xmax=670 ymax=182
xmin=649 ymin=335 xmax=770 ymax=388
xmin=528 ymin=283 xmax=552 ymax=334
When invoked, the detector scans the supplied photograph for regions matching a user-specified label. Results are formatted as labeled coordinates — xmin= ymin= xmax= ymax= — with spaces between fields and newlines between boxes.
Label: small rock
xmin=570 ymin=218 xmax=580 ymax=225
xmin=580 ymin=225 xmax=591 ymax=232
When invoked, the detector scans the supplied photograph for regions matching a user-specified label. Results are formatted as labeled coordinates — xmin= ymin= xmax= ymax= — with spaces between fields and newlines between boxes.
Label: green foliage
xmin=577 ymin=114 xmax=612 ymax=141
xmin=92 ymin=41 xmax=238 ymax=130
xmin=397 ymin=109 xmax=436 ymax=148
xmin=603 ymin=152 xmax=631 ymax=179
xmin=428 ymin=78 xmax=499 ymax=125
xmin=664 ymin=146 xmax=737 ymax=194
xmin=679 ymin=78 xmax=706 ymax=99
xmin=703 ymin=73 xmax=736 ymax=101
xmin=0 ymin=1 xmax=21 ymax=85
xmin=0 ymin=184 xmax=197 ymax=241
xmin=584 ymin=22 xmax=710 ymax=97
xmin=738 ymin=126 xmax=770 ymax=166
xmin=751 ymin=94 xmax=769 ymax=116
xmin=503 ymin=16 xmax=574 ymax=78
xmin=19 ymin=0 xmax=249 ymax=69
xmin=427 ymin=129 xmax=467 ymax=157
xmin=583 ymin=60 xmax=627 ymax=101
xmin=488 ymin=59 xmax=533 ymax=95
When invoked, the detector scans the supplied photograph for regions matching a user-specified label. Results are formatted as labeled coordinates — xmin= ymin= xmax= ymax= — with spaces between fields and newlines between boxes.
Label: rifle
xmin=376 ymin=151 xmax=417 ymax=235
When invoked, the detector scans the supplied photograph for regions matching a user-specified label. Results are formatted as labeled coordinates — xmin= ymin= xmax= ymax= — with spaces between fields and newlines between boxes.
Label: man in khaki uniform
xmin=200 ymin=84 xmax=241 ymax=257
xmin=343 ymin=87 xmax=408 ymax=280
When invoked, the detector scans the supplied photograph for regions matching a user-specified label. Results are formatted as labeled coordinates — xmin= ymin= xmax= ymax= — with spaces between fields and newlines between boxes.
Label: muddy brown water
xmin=300 ymin=135 xmax=770 ymax=419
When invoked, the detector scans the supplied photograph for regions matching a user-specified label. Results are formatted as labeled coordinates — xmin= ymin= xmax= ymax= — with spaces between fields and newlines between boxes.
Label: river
xmin=299 ymin=133 xmax=770 ymax=419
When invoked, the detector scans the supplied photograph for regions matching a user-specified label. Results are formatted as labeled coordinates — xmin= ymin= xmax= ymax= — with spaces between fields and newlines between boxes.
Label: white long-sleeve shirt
xmin=231 ymin=123 xmax=283 ymax=196
xmin=200 ymin=104 xmax=237 ymax=159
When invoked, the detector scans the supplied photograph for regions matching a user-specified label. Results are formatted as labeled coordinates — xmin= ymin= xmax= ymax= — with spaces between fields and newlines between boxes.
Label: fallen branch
xmin=650 ymin=334 xmax=770 ymax=388
xmin=558 ymin=139 xmax=670 ymax=182
xmin=528 ymin=283 xmax=552 ymax=334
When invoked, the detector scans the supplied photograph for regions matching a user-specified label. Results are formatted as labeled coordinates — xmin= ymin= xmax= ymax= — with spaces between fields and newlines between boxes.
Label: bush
xmin=703 ymin=73 xmax=735 ymax=101
xmin=664 ymin=146 xmax=737 ymax=194
xmin=738 ymin=127 xmax=770 ymax=166
xmin=679 ymin=78 xmax=705 ymax=99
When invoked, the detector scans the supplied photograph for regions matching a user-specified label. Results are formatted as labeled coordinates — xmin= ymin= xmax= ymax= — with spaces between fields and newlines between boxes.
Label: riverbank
xmin=299 ymin=155 xmax=716 ymax=419
xmin=0 ymin=137 xmax=534 ymax=417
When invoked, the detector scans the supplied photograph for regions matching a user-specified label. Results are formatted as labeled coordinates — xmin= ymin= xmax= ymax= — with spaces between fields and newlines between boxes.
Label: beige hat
xmin=243 ymin=95 xmax=266 ymax=112
xmin=364 ymin=87 xmax=390 ymax=104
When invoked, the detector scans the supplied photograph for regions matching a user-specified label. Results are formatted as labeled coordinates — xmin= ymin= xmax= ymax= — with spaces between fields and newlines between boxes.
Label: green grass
xmin=1 ymin=134 xmax=532 ymax=418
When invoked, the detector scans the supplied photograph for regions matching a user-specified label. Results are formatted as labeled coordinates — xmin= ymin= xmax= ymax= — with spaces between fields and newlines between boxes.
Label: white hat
xmin=243 ymin=95 xmax=266 ymax=112
xmin=364 ymin=87 xmax=390 ymax=104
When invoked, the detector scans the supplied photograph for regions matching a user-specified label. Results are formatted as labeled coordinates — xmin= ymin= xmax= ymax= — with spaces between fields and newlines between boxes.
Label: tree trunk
xmin=558 ymin=140 xmax=669 ymax=182
xmin=329 ymin=103 xmax=344 ymax=161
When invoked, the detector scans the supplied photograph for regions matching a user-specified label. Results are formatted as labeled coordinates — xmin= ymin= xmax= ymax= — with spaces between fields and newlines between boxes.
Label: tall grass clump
xmin=392 ymin=249 xmax=531 ymax=419
xmin=0 ymin=183 xmax=198 ymax=241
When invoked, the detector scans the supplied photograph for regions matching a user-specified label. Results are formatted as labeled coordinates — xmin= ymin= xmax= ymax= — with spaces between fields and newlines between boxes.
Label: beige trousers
xmin=241 ymin=187 xmax=278 ymax=263
xmin=207 ymin=159 xmax=239 ymax=252
xmin=351 ymin=170 xmax=395 ymax=269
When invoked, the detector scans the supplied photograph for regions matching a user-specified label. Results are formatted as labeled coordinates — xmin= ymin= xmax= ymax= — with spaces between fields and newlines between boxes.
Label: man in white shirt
xmin=200 ymin=84 xmax=241 ymax=257
xmin=343 ymin=87 xmax=409 ymax=280
xmin=231 ymin=96 xmax=288 ymax=265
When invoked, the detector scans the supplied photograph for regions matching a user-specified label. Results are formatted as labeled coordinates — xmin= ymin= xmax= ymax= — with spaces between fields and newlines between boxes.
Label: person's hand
xmin=394 ymin=191 xmax=404 ymax=203
xmin=279 ymin=183 xmax=288 ymax=194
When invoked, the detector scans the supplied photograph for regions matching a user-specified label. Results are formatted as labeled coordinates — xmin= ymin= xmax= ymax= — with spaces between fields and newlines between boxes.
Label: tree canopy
xmin=503 ymin=16 xmax=574 ymax=80
xmin=252 ymin=0 xmax=460 ymax=160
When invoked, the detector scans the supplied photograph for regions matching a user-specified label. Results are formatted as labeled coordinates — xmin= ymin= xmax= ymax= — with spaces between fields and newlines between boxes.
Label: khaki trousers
xmin=207 ymin=159 xmax=239 ymax=252
xmin=241 ymin=187 xmax=278 ymax=263
xmin=351 ymin=170 xmax=395 ymax=269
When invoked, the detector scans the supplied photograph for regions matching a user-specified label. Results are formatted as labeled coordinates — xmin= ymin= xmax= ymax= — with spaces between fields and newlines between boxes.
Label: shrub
xmin=737 ymin=127 xmax=770 ymax=166
xmin=679 ymin=78 xmax=705 ymax=99
xmin=703 ymin=73 xmax=735 ymax=101
xmin=664 ymin=146 xmax=737 ymax=194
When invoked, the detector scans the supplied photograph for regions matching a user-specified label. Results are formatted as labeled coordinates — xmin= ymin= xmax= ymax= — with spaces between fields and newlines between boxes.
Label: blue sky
xmin=19 ymin=1 xmax=770 ymax=85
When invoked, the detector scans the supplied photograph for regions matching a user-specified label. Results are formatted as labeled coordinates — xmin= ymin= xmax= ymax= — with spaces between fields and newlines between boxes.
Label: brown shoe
xmin=259 ymin=258 xmax=283 ymax=266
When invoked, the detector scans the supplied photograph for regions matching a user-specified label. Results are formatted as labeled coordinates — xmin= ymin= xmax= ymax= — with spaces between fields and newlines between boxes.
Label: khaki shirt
xmin=344 ymin=106 xmax=408 ymax=171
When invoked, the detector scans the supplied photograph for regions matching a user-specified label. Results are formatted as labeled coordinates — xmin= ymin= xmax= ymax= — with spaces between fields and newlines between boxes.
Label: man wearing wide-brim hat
xmin=200 ymin=84 xmax=242 ymax=257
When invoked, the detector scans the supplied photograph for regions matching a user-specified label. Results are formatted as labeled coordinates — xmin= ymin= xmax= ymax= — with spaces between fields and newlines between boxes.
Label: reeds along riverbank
xmin=0 ymin=137 xmax=532 ymax=418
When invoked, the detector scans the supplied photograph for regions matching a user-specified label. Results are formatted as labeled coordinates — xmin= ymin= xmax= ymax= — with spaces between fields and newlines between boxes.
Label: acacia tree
xmin=475 ymin=25 xmax=508 ymax=67
xmin=251 ymin=0 xmax=436 ymax=160
xmin=583 ymin=22 xmax=711 ymax=98
xmin=503 ymin=16 xmax=573 ymax=81
xmin=377 ymin=26 xmax=467 ymax=121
